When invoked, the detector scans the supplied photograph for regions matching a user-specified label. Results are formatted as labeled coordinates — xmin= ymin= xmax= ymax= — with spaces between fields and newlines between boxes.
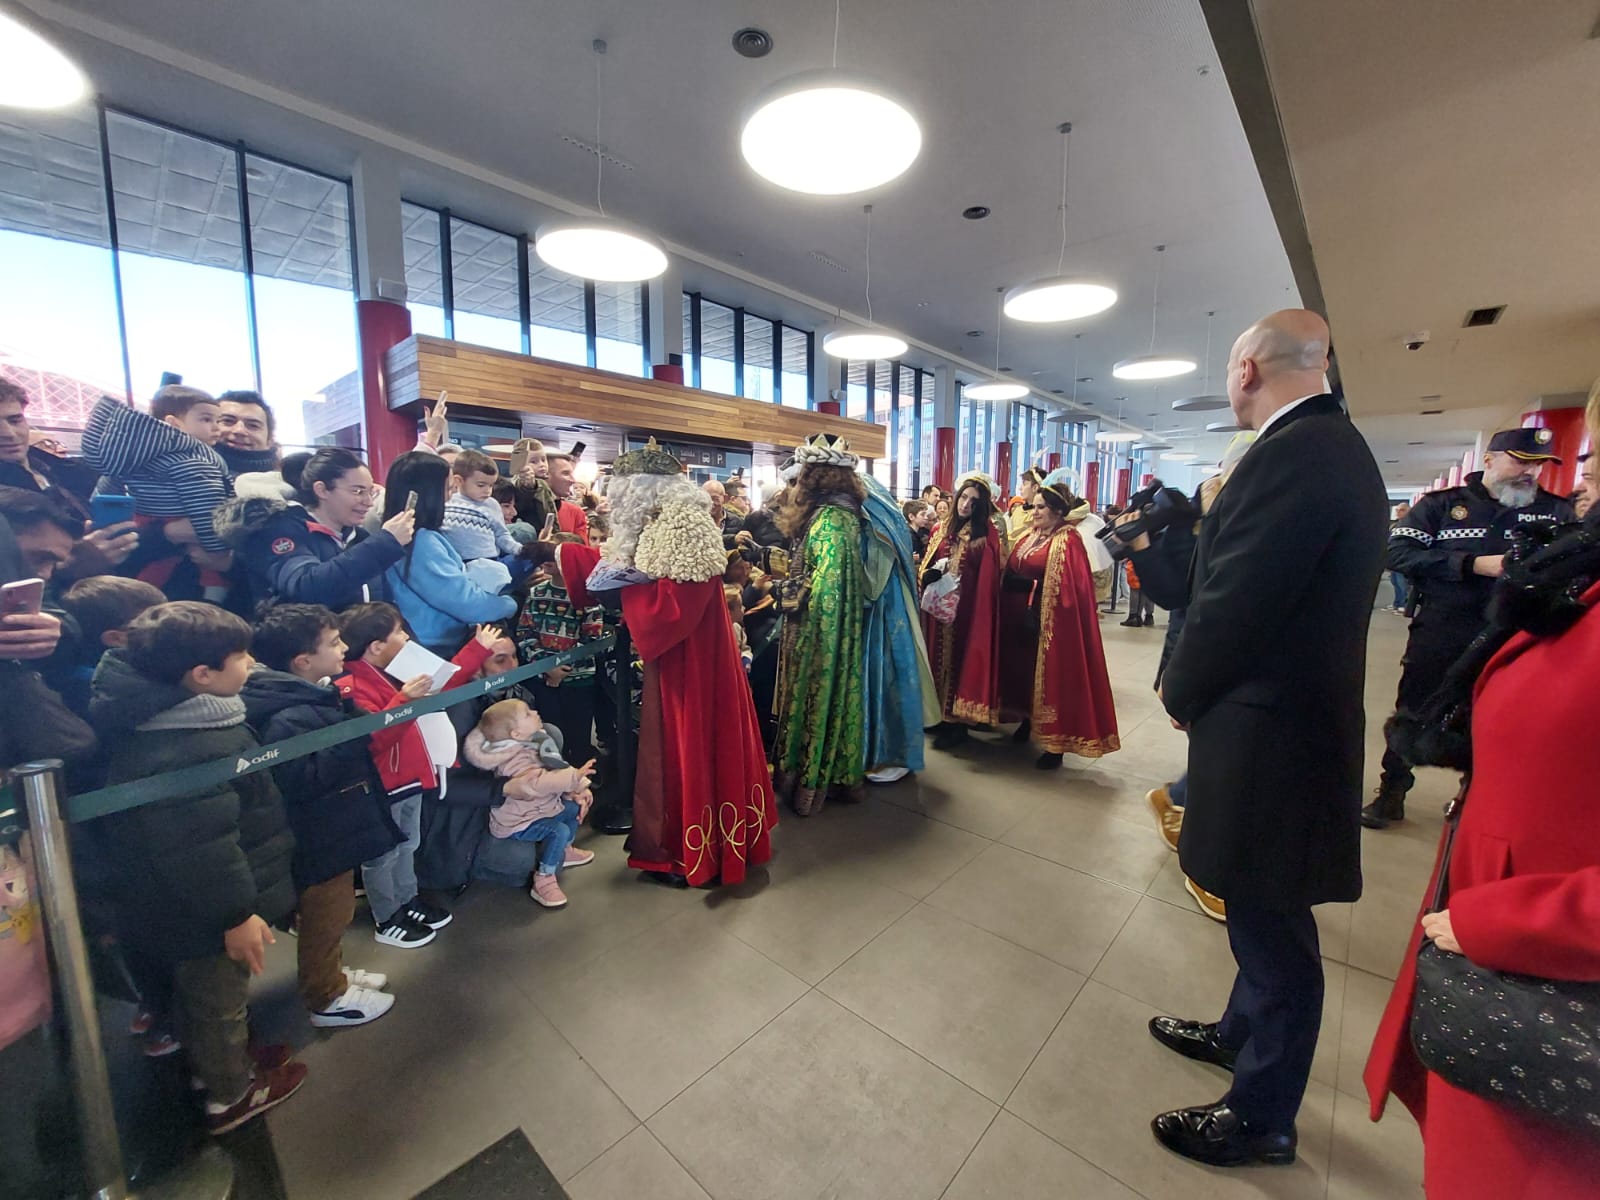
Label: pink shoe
xmin=530 ymin=873 xmax=568 ymax=908
xmin=563 ymin=846 xmax=595 ymax=868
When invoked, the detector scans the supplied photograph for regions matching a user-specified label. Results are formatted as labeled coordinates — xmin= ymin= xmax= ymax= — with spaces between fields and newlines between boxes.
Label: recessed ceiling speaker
xmin=732 ymin=28 xmax=773 ymax=58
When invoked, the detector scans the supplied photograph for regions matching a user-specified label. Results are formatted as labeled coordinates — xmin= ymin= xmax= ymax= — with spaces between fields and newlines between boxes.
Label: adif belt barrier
xmin=64 ymin=634 xmax=618 ymax=824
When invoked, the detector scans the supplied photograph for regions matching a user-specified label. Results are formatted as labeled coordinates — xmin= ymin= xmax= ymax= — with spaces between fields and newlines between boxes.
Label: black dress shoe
xmin=932 ymin=723 xmax=970 ymax=750
xmin=1148 ymin=1016 xmax=1238 ymax=1072
xmin=1011 ymin=718 xmax=1032 ymax=744
xmin=1151 ymin=1101 xmax=1296 ymax=1167
xmin=1034 ymin=752 xmax=1063 ymax=770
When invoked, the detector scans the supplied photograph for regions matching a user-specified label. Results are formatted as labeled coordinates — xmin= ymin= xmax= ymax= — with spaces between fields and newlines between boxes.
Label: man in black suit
xmin=1147 ymin=309 xmax=1387 ymax=1167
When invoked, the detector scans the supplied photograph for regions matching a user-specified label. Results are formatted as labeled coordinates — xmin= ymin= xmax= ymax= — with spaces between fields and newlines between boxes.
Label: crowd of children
xmin=0 ymin=380 xmax=618 ymax=1138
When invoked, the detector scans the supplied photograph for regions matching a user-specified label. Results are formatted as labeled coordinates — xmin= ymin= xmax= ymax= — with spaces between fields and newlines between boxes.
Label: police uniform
xmin=1365 ymin=427 xmax=1573 ymax=827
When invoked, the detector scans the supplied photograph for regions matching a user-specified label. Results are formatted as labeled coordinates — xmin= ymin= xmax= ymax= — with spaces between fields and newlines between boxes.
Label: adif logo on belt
xmin=234 ymin=748 xmax=281 ymax=773
xmin=384 ymin=706 xmax=415 ymax=726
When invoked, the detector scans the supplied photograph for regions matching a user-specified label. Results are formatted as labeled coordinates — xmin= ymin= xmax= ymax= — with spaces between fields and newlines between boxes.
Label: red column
xmin=1140 ymin=473 xmax=1155 ymax=487
xmin=1047 ymin=452 xmax=1061 ymax=471
xmin=1115 ymin=467 xmax=1132 ymax=507
xmin=818 ymin=399 xmax=841 ymax=416
xmin=994 ymin=441 xmax=1013 ymax=499
xmin=1521 ymin=407 xmax=1587 ymax=495
xmin=1447 ymin=464 xmax=1462 ymax=487
xmin=1084 ymin=460 xmax=1100 ymax=507
xmin=357 ymin=299 xmax=417 ymax=480
xmin=933 ymin=426 xmax=956 ymax=491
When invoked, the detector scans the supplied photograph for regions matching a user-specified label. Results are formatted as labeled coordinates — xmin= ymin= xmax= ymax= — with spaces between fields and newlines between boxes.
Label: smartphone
xmin=89 ymin=493 xmax=137 ymax=531
xmin=569 ymin=440 xmax=586 ymax=460
xmin=0 ymin=579 xmax=44 ymax=617
xmin=404 ymin=490 xmax=419 ymax=513
xmin=541 ymin=513 xmax=558 ymax=539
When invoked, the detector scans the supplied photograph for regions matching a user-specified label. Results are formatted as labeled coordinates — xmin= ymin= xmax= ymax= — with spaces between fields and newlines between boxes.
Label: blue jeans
xmin=1389 ymin=571 xmax=1407 ymax=608
xmin=509 ymin=800 xmax=581 ymax=874
xmin=362 ymin=787 xmax=422 ymax=925
xmin=1169 ymin=772 xmax=1188 ymax=809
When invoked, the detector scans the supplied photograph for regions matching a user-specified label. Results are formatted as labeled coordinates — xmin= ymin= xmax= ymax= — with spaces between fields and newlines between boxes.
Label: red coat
xmin=557 ymin=499 xmax=589 ymax=544
xmin=1365 ymin=580 xmax=1600 ymax=1198
xmin=336 ymin=639 xmax=492 ymax=793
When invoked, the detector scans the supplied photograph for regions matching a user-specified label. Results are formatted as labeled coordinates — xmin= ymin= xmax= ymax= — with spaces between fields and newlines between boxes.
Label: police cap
xmin=1487 ymin=427 xmax=1562 ymax=464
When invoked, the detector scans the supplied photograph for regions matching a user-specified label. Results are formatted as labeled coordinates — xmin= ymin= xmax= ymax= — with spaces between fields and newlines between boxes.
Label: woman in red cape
xmin=1363 ymin=537 xmax=1600 ymax=1198
xmin=556 ymin=442 xmax=773 ymax=888
xmin=999 ymin=481 xmax=1119 ymax=769
xmin=921 ymin=471 xmax=1003 ymax=749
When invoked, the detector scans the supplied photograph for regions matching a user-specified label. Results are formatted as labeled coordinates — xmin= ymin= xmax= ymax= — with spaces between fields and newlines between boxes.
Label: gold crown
xmin=612 ymin=437 xmax=684 ymax=478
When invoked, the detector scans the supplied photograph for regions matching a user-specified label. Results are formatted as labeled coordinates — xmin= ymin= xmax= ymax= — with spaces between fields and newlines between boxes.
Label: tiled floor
xmin=254 ymin=607 xmax=1441 ymax=1199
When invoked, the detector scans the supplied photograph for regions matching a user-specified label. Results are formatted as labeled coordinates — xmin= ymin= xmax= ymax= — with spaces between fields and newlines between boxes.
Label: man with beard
xmin=1366 ymin=427 xmax=1573 ymax=828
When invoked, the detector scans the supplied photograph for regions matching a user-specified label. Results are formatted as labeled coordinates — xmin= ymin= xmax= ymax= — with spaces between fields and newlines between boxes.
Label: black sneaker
xmin=403 ymin=898 xmax=453 ymax=930
xmin=373 ymin=916 xmax=436 ymax=949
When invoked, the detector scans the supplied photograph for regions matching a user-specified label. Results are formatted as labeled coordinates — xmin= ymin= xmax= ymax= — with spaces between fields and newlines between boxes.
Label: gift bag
xmin=919 ymin=573 xmax=962 ymax=624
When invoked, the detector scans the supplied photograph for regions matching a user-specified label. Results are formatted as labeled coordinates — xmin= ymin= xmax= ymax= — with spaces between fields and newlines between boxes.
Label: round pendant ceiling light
xmin=821 ymin=203 xmax=908 ymax=360
xmin=1206 ymin=419 xmax=1241 ymax=433
xmin=1003 ymin=124 xmax=1117 ymax=323
xmin=1172 ymin=310 xmax=1228 ymax=409
xmin=0 ymin=11 xmax=88 ymax=109
xmin=535 ymin=219 xmax=667 ymax=282
xmin=966 ymin=380 xmax=1029 ymax=402
xmin=537 ymin=40 xmax=669 ymax=283
xmin=1095 ymin=430 xmax=1141 ymax=444
xmin=1160 ymin=451 xmax=1199 ymax=462
xmin=822 ymin=328 xmax=908 ymax=360
xmin=742 ymin=69 xmax=921 ymax=195
xmin=1113 ymin=244 xmax=1196 ymax=381
xmin=965 ymin=288 xmax=1029 ymax=402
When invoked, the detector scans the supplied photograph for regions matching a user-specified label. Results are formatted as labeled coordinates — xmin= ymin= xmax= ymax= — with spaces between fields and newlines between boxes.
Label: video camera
xmin=1096 ymin=478 xmax=1197 ymax=562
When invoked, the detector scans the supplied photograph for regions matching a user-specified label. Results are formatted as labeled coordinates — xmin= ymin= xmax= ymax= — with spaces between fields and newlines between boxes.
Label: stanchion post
xmin=16 ymin=760 xmax=129 ymax=1200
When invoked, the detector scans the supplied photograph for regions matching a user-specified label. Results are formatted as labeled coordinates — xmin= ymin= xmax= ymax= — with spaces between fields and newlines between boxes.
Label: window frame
xmin=684 ymin=290 xmax=814 ymax=408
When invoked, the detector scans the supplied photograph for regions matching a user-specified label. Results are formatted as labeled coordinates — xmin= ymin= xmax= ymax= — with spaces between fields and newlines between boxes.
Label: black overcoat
xmin=1162 ymin=394 xmax=1388 ymax=909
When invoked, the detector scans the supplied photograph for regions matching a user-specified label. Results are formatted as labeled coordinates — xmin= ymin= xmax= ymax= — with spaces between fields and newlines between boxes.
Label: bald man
xmin=1148 ymin=310 xmax=1387 ymax=1167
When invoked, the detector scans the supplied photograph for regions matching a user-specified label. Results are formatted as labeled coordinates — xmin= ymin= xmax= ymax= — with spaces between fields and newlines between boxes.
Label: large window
xmin=742 ymin=313 xmax=775 ymax=402
xmin=918 ymin=370 xmax=935 ymax=492
xmin=844 ymin=360 xmax=868 ymax=420
xmin=401 ymin=202 xmax=446 ymax=337
xmin=448 ymin=215 xmax=520 ymax=352
xmin=594 ymin=280 xmax=644 ymax=374
xmin=0 ymin=104 xmax=128 ymax=444
xmin=1 ymin=104 xmax=360 ymax=451
xmin=527 ymin=255 xmax=586 ymax=366
xmin=699 ymin=299 xmax=736 ymax=395
xmin=683 ymin=291 xmax=812 ymax=407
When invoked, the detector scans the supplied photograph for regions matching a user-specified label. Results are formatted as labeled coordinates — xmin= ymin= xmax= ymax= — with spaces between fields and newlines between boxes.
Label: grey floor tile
xmin=925 ymin=842 xmax=1141 ymax=976
xmin=941 ymin=1110 xmax=1142 ymax=1200
xmin=695 ymin=855 xmax=916 ymax=984
xmin=1008 ymin=981 xmax=1337 ymax=1200
xmin=779 ymin=794 xmax=990 ymax=900
xmin=566 ymin=1126 xmax=711 ymax=1200
xmin=649 ymin=992 xmax=995 ymax=1200
xmin=1334 ymin=964 xmax=1400 ymax=1100
xmin=820 ymin=904 xmax=1084 ymax=1102
xmin=1327 ymin=1088 xmax=1424 ymax=1199
xmin=1000 ymin=793 xmax=1171 ymax=892
xmin=529 ymin=909 xmax=808 ymax=1119
xmin=875 ymin=762 xmax=1046 ymax=840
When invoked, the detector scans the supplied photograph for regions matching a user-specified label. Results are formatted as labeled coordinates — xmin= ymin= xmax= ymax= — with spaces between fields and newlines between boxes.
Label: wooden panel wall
xmin=384 ymin=335 xmax=887 ymax=459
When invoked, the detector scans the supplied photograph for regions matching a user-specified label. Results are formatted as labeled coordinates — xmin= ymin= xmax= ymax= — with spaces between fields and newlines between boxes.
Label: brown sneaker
xmin=1147 ymin=786 xmax=1182 ymax=852
xmin=1184 ymin=877 xmax=1227 ymax=923
xmin=205 ymin=1061 xmax=308 ymax=1135
xmin=531 ymin=873 xmax=568 ymax=908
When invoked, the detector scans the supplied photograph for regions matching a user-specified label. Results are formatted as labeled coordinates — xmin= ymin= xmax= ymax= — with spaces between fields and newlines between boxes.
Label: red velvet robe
xmin=562 ymin=544 xmax=774 ymax=886
xmin=998 ymin=524 xmax=1119 ymax=756
xmin=921 ymin=523 xmax=1003 ymax=725
xmin=1364 ymin=579 xmax=1600 ymax=1198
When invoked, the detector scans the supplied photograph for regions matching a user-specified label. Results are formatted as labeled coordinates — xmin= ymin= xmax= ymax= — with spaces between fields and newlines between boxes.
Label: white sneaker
xmin=342 ymin=966 xmax=388 ymax=991
xmin=866 ymin=766 xmax=911 ymax=784
xmin=309 ymin=985 xmax=395 ymax=1029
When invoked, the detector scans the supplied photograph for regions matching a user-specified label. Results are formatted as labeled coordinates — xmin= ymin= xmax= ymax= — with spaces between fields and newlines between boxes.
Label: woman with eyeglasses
xmin=217 ymin=447 xmax=415 ymax=611
xmin=998 ymin=478 xmax=1119 ymax=769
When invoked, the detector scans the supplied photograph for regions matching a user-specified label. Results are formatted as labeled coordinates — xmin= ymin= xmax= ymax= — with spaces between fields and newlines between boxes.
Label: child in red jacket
xmin=335 ymin=602 xmax=496 ymax=948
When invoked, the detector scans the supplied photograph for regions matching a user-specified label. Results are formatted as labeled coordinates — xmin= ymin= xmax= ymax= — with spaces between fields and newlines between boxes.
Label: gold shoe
xmin=1147 ymin=786 xmax=1182 ymax=853
xmin=1184 ymin=877 xmax=1227 ymax=923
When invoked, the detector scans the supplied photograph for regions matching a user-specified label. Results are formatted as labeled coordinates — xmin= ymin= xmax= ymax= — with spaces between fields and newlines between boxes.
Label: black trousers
xmin=1216 ymin=902 xmax=1323 ymax=1134
xmin=1378 ymin=616 xmax=1477 ymax=791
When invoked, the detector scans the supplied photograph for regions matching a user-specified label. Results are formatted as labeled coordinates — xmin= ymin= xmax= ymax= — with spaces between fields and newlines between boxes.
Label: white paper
xmin=383 ymin=639 xmax=455 ymax=694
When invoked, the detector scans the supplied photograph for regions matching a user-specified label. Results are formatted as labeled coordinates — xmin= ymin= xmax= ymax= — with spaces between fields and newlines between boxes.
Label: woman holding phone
xmin=216 ymin=447 xmax=414 ymax=611
xmin=381 ymin=452 xmax=516 ymax=654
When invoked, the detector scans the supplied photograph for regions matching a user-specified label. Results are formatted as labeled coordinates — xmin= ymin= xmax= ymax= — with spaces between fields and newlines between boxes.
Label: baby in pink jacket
xmin=465 ymin=698 xmax=596 ymax=909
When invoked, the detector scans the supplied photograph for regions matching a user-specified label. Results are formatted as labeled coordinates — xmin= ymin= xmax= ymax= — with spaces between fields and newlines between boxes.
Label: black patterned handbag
xmin=1410 ymin=789 xmax=1600 ymax=1138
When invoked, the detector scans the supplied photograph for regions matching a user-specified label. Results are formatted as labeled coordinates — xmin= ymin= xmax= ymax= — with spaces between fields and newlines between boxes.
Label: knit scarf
xmin=138 ymin=692 xmax=248 ymax=733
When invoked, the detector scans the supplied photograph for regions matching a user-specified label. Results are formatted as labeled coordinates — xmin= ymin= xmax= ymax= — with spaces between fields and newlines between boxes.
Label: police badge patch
xmin=1536 ymin=428 xmax=1554 ymax=445
xmin=271 ymin=537 xmax=295 ymax=555
xmin=1450 ymin=505 xmax=1469 ymax=521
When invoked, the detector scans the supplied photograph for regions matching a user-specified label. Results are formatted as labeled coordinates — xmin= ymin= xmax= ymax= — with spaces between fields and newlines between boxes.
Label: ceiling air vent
xmin=732 ymin=28 xmax=774 ymax=58
xmin=559 ymin=135 xmax=634 ymax=171
xmin=806 ymin=250 xmax=850 ymax=273
xmin=1462 ymin=305 xmax=1505 ymax=328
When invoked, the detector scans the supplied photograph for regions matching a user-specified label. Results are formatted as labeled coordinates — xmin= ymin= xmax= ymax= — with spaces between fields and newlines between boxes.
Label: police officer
xmin=1363 ymin=427 xmax=1573 ymax=828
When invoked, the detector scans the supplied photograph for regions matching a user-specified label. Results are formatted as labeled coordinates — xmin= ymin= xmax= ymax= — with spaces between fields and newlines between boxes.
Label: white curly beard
xmin=603 ymin=474 xmax=724 ymax=581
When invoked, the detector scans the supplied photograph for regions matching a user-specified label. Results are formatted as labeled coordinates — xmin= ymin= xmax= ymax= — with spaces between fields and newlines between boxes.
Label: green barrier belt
xmin=65 ymin=635 xmax=617 ymax=825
